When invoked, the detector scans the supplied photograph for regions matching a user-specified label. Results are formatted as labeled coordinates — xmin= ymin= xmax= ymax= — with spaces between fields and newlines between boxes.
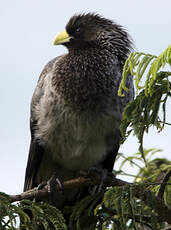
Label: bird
xmin=23 ymin=13 xmax=134 ymax=210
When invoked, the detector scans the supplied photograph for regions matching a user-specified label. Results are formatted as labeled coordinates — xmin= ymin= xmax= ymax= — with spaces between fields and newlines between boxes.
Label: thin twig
xmin=158 ymin=170 xmax=171 ymax=200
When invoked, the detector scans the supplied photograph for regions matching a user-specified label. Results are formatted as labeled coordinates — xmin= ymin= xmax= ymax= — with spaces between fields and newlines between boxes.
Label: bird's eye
xmin=75 ymin=27 xmax=81 ymax=34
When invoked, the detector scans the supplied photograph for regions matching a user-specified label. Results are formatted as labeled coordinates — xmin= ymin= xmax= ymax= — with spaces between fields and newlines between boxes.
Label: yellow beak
xmin=53 ymin=30 xmax=71 ymax=45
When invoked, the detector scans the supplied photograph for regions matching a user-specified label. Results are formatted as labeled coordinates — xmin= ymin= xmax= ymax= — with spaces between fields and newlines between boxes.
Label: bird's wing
xmin=23 ymin=139 xmax=44 ymax=191
xmin=102 ymin=71 xmax=134 ymax=173
xmin=103 ymin=128 xmax=122 ymax=172
xmin=23 ymin=56 xmax=62 ymax=191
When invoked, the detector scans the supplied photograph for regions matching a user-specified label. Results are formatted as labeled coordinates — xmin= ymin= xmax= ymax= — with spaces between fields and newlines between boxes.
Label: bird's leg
xmin=89 ymin=167 xmax=108 ymax=194
xmin=47 ymin=175 xmax=63 ymax=193
xmin=37 ymin=181 xmax=47 ymax=190
xmin=97 ymin=169 xmax=108 ymax=193
xmin=37 ymin=174 xmax=63 ymax=194
xmin=80 ymin=167 xmax=108 ymax=194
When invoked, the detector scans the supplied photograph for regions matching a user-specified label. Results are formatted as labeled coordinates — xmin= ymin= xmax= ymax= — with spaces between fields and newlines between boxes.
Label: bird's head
xmin=53 ymin=13 xmax=133 ymax=60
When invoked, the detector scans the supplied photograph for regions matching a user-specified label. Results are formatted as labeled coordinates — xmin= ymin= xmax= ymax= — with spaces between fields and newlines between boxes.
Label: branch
xmin=158 ymin=169 xmax=171 ymax=200
xmin=9 ymin=174 xmax=129 ymax=203
xmin=8 ymin=174 xmax=171 ymax=224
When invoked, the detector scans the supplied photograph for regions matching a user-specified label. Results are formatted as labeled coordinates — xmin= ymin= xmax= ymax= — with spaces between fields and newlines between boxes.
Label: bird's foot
xmin=80 ymin=167 xmax=108 ymax=194
xmin=47 ymin=175 xmax=63 ymax=194
xmin=37 ymin=175 xmax=63 ymax=194
xmin=37 ymin=181 xmax=47 ymax=190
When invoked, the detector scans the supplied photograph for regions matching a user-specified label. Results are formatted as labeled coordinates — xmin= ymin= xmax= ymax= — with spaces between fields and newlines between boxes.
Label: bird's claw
xmin=37 ymin=175 xmax=63 ymax=194
xmin=80 ymin=167 xmax=108 ymax=194
xmin=47 ymin=176 xmax=63 ymax=193
xmin=37 ymin=181 xmax=47 ymax=190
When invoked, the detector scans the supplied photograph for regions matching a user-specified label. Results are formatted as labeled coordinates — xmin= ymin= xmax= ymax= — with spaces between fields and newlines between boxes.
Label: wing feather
xmin=23 ymin=56 xmax=62 ymax=191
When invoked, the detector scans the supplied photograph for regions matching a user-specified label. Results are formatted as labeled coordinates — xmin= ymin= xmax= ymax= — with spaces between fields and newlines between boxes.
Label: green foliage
xmin=0 ymin=194 xmax=67 ymax=230
xmin=118 ymin=148 xmax=171 ymax=205
xmin=102 ymin=185 xmax=157 ymax=230
xmin=118 ymin=44 xmax=171 ymax=96
xmin=68 ymin=194 xmax=102 ymax=230
xmin=118 ymin=148 xmax=164 ymax=181
xmin=118 ymin=45 xmax=171 ymax=161
xmin=96 ymin=149 xmax=170 ymax=230
xmin=0 ymin=192 xmax=20 ymax=230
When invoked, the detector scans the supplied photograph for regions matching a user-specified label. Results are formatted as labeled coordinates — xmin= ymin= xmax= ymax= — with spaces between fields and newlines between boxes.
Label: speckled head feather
xmin=66 ymin=13 xmax=115 ymax=31
xmin=65 ymin=13 xmax=133 ymax=64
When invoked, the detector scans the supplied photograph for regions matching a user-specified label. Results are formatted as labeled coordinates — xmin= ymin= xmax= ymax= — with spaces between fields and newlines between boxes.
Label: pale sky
xmin=0 ymin=0 xmax=171 ymax=195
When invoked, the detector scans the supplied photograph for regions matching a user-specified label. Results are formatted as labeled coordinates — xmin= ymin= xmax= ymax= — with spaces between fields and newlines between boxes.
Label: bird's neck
xmin=52 ymin=47 xmax=120 ymax=111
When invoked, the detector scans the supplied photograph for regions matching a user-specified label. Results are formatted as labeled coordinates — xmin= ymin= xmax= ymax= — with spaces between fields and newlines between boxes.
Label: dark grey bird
xmin=24 ymin=13 xmax=134 ymax=209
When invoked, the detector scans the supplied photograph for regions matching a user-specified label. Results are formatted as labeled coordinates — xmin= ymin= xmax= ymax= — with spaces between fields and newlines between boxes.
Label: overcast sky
xmin=0 ymin=0 xmax=171 ymax=195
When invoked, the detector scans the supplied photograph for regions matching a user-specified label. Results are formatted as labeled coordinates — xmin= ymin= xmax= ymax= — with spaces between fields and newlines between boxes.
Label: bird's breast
xmin=35 ymin=88 xmax=120 ymax=171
